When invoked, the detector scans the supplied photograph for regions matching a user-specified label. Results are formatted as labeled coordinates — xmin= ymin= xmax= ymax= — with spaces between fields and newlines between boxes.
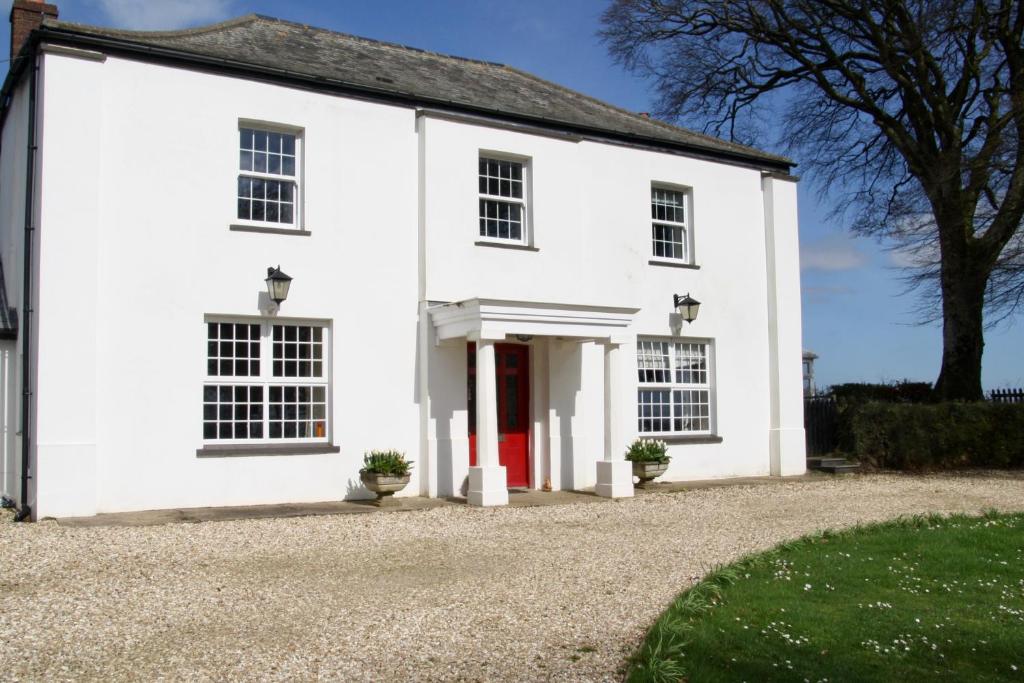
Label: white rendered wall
xmin=27 ymin=51 xmax=804 ymax=515
xmin=420 ymin=116 xmax=784 ymax=482
xmin=33 ymin=53 xmax=420 ymax=515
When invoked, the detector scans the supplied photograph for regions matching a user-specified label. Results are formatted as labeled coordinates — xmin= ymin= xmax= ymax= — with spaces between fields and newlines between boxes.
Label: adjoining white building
xmin=0 ymin=2 xmax=806 ymax=520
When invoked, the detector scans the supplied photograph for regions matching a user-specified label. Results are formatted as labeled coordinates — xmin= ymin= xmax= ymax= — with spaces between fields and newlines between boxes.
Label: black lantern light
xmin=265 ymin=266 xmax=293 ymax=305
xmin=673 ymin=293 xmax=701 ymax=323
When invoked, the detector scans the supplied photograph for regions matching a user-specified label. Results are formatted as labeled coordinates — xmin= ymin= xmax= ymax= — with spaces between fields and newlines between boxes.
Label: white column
xmin=595 ymin=341 xmax=634 ymax=498
xmin=763 ymin=173 xmax=807 ymax=476
xmin=467 ymin=337 xmax=508 ymax=506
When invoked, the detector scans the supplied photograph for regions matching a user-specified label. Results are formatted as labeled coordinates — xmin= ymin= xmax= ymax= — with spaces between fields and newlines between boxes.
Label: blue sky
xmin=4 ymin=0 xmax=1021 ymax=389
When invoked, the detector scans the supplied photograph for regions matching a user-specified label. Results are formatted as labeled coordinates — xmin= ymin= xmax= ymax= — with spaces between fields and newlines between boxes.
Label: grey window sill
xmin=474 ymin=240 xmax=539 ymax=252
xmin=660 ymin=435 xmax=723 ymax=444
xmin=230 ymin=224 xmax=311 ymax=237
xmin=649 ymin=258 xmax=700 ymax=270
xmin=197 ymin=443 xmax=340 ymax=458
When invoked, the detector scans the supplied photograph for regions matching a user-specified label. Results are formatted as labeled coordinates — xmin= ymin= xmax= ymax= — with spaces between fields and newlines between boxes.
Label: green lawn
xmin=629 ymin=512 xmax=1024 ymax=682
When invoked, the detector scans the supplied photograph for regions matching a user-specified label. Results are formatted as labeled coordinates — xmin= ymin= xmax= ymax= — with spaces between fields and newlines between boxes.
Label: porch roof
xmin=429 ymin=298 xmax=639 ymax=343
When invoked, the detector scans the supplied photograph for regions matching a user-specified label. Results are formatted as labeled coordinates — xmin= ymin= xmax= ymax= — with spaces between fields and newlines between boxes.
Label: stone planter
xmin=360 ymin=471 xmax=411 ymax=507
xmin=631 ymin=460 xmax=669 ymax=488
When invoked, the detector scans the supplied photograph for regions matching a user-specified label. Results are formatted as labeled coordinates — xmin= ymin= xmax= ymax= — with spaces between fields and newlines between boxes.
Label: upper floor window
xmin=479 ymin=155 xmax=527 ymax=243
xmin=637 ymin=338 xmax=712 ymax=435
xmin=204 ymin=319 xmax=328 ymax=443
xmin=237 ymin=126 xmax=300 ymax=227
xmin=651 ymin=186 xmax=690 ymax=262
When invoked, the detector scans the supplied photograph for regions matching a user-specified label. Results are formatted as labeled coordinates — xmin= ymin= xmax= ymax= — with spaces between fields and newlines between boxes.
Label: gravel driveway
xmin=2 ymin=473 xmax=1023 ymax=681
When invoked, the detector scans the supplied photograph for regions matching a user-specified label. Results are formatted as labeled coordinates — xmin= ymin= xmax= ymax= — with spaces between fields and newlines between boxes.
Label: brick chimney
xmin=10 ymin=0 xmax=58 ymax=61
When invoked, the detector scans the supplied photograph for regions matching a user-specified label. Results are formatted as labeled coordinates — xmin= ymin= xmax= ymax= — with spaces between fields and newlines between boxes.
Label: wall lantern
xmin=265 ymin=266 xmax=293 ymax=306
xmin=673 ymin=293 xmax=701 ymax=324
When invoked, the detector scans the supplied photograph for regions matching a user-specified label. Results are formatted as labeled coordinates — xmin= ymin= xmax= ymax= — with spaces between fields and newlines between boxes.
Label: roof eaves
xmin=501 ymin=65 xmax=792 ymax=166
xmin=20 ymin=23 xmax=795 ymax=172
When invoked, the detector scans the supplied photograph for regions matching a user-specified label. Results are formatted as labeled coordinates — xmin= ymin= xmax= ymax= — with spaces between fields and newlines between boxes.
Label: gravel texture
xmin=2 ymin=473 xmax=1023 ymax=681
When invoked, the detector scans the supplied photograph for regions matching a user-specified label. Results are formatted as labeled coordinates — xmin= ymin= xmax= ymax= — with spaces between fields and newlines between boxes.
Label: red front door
xmin=468 ymin=343 xmax=530 ymax=488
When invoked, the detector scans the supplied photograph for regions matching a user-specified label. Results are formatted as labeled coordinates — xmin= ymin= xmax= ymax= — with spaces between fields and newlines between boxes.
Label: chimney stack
xmin=10 ymin=0 xmax=58 ymax=61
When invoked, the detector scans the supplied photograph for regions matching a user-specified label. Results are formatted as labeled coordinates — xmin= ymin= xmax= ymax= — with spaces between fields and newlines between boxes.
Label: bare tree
xmin=602 ymin=0 xmax=1024 ymax=400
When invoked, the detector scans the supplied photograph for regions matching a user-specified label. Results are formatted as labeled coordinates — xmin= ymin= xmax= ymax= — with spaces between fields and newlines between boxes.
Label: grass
xmin=629 ymin=511 xmax=1024 ymax=682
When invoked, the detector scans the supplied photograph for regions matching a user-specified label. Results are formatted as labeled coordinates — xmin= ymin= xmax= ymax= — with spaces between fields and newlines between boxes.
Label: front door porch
xmin=429 ymin=298 xmax=641 ymax=507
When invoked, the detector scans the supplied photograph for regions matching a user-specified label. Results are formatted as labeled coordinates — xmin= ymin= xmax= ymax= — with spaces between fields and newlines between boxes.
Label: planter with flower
xmin=625 ymin=438 xmax=670 ymax=488
xmin=359 ymin=450 xmax=414 ymax=506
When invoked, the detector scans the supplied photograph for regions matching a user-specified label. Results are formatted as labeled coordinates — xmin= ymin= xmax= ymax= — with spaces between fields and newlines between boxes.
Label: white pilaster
xmin=596 ymin=341 xmax=634 ymax=498
xmin=468 ymin=338 xmax=508 ymax=506
xmin=763 ymin=174 xmax=807 ymax=476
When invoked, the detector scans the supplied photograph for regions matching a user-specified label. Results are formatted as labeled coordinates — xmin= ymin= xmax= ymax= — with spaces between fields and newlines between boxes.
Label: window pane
xmin=479 ymin=156 xmax=524 ymax=200
xmin=636 ymin=338 xmax=711 ymax=435
xmin=204 ymin=321 xmax=327 ymax=442
xmin=268 ymin=382 xmax=328 ymax=440
xmin=204 ymin=383 xmax=263 ymax=441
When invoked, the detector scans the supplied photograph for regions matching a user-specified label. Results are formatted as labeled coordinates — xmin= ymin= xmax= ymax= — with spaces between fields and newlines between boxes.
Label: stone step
xmin=807 ymin=457 xmax=848 ymax=468
xmin=818 ymin=463 xmax=861 ymax=474
xmin=807 ymin=457 xmax=860 ymax=474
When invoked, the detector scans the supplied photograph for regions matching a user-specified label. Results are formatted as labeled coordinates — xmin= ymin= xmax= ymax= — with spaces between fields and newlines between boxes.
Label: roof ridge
xmin=45 ymin=13 xmax=261 ymax=39
xmin=501 ymin=65 xmax=789 ymax=162
xmin=247 ymin=14 xmax=507 ymax=69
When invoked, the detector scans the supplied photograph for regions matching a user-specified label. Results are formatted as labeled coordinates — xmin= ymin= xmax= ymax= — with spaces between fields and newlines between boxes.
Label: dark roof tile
xmin=41 ymin=14 xmax=790 ymax=166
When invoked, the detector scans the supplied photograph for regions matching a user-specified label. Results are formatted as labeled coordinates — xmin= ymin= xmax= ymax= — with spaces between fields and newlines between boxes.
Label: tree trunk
xmin=933 ymin=248 xmax=988 ymax=402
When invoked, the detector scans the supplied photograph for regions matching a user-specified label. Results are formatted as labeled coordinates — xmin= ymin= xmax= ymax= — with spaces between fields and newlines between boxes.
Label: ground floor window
xmin=203 ymin=319 xmax=329 ymax=443
xmin=636 ymin=338 xmax=712 ymax=435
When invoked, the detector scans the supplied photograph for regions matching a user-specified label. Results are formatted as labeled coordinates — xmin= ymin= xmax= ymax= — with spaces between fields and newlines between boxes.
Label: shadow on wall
xmin=345 ymin=477 xmax=374 ymax=501
xmin=428 ymin=338 xmax=467 ymax=498
xmin=550 ymin=340 xmax=583 ymax=490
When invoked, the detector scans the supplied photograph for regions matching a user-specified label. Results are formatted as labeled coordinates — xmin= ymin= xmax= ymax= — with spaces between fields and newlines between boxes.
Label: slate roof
xmin=37 ymin=14 xmax=791 ymax=169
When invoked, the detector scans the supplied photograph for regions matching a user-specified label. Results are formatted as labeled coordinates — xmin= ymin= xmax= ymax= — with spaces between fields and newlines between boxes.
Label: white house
xmin=0 ymin=2 xmax=806 ymax=520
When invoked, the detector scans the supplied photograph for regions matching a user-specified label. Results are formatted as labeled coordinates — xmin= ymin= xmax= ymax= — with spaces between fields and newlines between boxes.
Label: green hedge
xmin=830 ymin=381 xmax=935 ymax=404
xmin=840 ymin=401 xmax=1024 ymax=470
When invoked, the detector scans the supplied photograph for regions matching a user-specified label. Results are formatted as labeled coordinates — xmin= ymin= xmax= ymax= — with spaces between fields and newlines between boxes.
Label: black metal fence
xmin=990 ymin=388 xmax=1024 ymax=404
xmin=804 ymin=395 xmax=838 ymax=456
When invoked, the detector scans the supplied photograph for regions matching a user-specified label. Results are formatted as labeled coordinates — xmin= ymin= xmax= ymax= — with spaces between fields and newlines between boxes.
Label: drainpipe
xmin=14 ymin=55 xmax=37 ymax=522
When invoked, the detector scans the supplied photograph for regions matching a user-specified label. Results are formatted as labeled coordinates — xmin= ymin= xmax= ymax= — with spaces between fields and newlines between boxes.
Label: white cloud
xmin=802 ymin=284 xmax=854 ymax=305
xmin=96 ymin=0 xmax=234 ymax=30
xmin=800 ymin=235 xmax=867 ymax=271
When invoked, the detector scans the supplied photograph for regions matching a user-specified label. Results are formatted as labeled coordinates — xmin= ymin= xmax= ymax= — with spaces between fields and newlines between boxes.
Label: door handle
xmin=498 ymin=434 xmax=506 ymax=443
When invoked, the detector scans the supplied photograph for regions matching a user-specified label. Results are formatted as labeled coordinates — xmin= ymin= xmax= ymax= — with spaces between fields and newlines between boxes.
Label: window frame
xmin=636 ymin=337 xmax=715 ymax=436
xmin=649 ymin=183 xmax=694 ymax=265
xmin=235 ymin=121 xmax=304 ymax=231
xmin=203 ymin=316 xmax=331 ymax=446
xmin=477 ymin=151 xmax=531 ymax=246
